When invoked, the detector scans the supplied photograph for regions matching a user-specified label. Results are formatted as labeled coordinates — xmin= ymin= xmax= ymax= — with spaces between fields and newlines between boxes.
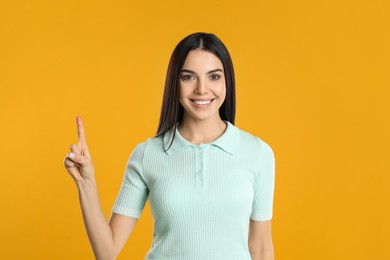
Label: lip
xmin=190 ymin=98 xmax=215 ymax=108
xmin=190 ymin=98 xmax=215 ymax=101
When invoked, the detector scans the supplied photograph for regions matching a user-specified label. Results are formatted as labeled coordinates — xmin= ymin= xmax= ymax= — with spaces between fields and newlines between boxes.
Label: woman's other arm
xmin=64 ymin=116 xmax=137 ymax=259
xmin=77 ymin=177 xmax=138 ymax=259
xmin=248 ymin=219 xmax=274 ymax=260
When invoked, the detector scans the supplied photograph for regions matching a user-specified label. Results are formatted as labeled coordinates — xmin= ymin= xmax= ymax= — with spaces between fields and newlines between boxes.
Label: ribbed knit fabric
xmin=112 ymin=120 xmax=275 ymax=260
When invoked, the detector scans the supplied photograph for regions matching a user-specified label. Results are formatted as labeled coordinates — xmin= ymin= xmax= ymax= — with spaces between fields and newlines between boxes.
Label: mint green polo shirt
xmin=112 ymin=120 xmax=275 ymax=260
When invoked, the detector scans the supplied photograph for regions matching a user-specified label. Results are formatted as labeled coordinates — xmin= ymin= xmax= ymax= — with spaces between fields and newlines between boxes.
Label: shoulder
xmin=125 ymin=135 xmax=165 ymax=176
xmin=234 ymin=125 xmax=275 ymax=162
xmin=234 ymin=127 xmax=275 ymax=184
xmin=130 ymin=133 xmax=166 ymax=158
xmin=230 ymin=125 xmax=275 ymax=182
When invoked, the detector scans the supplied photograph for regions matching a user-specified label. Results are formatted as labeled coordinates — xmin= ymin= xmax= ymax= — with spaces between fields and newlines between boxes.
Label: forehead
xmin=182 ymin=50 xmax=223 ymax=71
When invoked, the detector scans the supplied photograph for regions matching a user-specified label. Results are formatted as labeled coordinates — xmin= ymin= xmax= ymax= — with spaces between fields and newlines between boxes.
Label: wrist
xmin=76 ymin=176 xmax=97 ymax=192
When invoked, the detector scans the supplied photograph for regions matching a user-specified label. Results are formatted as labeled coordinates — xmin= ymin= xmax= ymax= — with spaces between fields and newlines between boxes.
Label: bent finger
xmin=64 ymin=156 xmax=76 ymax=167
xmin=70 ymin=144 xmax=92 ymax=162
xmin=66 ymin=151 xmax=90 ymax=166
xmin=70 ymin=144 xmax=81 ymax=154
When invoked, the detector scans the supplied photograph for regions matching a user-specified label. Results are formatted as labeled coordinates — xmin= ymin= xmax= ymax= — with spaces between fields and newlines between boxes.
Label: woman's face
xmin=179 ymin=49 xmax=226 ymax=122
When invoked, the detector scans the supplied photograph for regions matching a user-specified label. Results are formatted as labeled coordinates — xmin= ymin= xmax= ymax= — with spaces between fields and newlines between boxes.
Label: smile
xmin=191 ymin=99 xmax=215 ymax=104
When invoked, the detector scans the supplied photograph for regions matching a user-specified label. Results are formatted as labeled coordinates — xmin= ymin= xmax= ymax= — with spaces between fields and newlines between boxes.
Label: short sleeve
xmin=112 ymin=142 xmax=149 ymax=219
xmin=250 ymin=137 xmax=276 ymax=222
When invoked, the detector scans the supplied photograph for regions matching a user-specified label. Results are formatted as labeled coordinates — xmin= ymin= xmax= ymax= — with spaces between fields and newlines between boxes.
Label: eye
xmin=180 ymin=74 xmax=195 ymax=81
xmin=210 ymin=74 xmax=221 ymax=80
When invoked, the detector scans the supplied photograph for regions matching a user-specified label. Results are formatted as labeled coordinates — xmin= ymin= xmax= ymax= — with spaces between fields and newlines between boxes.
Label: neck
xmin=177 ymin=116 xmax=227 ymax=145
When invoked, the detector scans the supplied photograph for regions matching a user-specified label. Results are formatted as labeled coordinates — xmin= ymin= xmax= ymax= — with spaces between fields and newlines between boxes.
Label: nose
xmin=194 ymin=78 xmax=209 ymax=94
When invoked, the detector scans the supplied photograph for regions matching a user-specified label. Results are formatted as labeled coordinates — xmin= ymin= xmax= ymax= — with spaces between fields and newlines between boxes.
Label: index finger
xmin=76 ymin=115 xmax=87 ymax=145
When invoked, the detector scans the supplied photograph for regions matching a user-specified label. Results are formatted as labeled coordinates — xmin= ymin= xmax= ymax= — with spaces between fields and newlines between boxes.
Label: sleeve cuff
xmin=112 ymin=205 xmax=142 ymax=219
xmin=250 ymin=212 xmax=273 ymax=221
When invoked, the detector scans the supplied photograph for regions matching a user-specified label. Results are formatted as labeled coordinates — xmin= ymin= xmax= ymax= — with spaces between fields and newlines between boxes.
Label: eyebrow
xmin=180 ymin=69 xmax=224 ymax=74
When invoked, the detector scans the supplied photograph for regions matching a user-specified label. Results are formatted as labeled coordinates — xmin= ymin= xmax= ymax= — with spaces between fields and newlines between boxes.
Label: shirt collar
xmin=163 ymin=120 xmax=240 ymax=156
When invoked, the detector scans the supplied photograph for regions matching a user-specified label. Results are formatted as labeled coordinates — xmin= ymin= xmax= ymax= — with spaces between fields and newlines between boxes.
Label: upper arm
xmin=112 ymin=142 xmax=149 ymax=219
xmin=109 ymin=213 xmax=138 ymax=257
xmin=251 ymin=138 xmax=275 ymax=221
xmin=248 ymin=219 xmax=274 ymax=256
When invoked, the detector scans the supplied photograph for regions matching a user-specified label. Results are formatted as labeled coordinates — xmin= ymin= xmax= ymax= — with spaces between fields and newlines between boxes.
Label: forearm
xmin=250 ymin=251 xmax=274 ymax=260
xmin=77 ymin=178 xmax=115 ymax=260
xmin=250 ymin=247 xmax=274 ymax=260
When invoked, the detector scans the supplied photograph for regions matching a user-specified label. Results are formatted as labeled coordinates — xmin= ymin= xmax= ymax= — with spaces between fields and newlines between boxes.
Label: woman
xmin=64 ymin=32 xmax=275 ymax=260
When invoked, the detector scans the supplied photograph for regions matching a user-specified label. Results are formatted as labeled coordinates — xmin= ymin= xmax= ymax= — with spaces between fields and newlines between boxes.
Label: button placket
xmin=195 ymin=146 xmax=205 ymax=187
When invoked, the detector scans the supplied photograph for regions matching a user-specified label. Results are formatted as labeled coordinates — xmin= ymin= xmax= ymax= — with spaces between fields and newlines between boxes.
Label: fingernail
xmin=68 ymin=152 xmax=75 ymax=159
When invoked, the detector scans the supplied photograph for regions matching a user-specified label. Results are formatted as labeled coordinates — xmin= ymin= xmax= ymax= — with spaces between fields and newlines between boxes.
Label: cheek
xmin=216 ymin=83 xmax=226 ymax=98
xmin=178 ymin=85 xmax=188 ymax=104
xmin=179 ymin=82 xmax=194 ymax=97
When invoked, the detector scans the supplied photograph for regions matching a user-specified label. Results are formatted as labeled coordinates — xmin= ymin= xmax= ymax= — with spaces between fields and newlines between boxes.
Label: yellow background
xmin=1 ymin=0 xmax=389 ymax=259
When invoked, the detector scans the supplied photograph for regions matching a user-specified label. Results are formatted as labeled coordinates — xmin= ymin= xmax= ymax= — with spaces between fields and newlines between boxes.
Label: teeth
xmin=194 ymin=100 xmax=211 ymax=105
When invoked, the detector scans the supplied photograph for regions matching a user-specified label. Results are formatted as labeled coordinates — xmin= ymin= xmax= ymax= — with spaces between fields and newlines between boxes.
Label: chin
xmin=184 ymin=110 xmax=221 ymax=121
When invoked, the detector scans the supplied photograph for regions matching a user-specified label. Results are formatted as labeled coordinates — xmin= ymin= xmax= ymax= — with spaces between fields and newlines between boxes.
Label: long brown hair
xmin=155 ymin=32 xmax=236 ymax=151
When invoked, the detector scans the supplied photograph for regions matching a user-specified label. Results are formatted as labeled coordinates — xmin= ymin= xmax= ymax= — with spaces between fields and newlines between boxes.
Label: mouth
xmin=190 ymin=98 xmax=216 ymax=105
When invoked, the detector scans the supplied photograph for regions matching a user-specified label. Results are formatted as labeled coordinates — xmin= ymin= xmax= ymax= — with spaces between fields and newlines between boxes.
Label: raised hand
xmin=64 ymin=116 xmax=95 ymax=184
